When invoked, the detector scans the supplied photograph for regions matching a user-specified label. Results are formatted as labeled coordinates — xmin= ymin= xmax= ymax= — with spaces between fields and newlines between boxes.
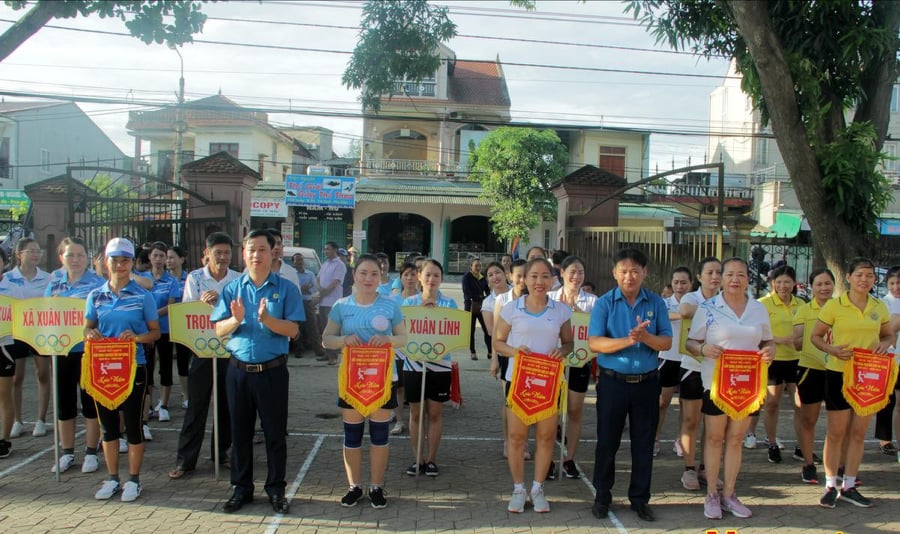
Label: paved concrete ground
xmin=0 ymin=283 xmax=897 ymax=533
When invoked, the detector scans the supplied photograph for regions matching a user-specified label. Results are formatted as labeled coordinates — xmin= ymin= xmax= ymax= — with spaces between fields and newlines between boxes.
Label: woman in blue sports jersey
xmin=45 ymin=237 xmax=105 ymax=475
xmin=143 ymin=242 xmax=179 ymax=426
xmin=401 ymin=259 xmax=457 ymax=478
xmin=0 ymin=248 xmax=23 ymax=459
xmin=389 ymin=262 xmax=420 ymax=437
xmin=166 ymin=245 xmax=190 ymax=409
xmin=322 ymin=254 xmax=407 ymax=510
xmin=84 ymin=238 xmax=160 ymax=503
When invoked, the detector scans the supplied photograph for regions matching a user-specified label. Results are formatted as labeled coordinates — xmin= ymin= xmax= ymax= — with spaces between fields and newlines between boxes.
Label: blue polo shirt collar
xmin=611 ymin=286 xmax=650 ymax=305
xmin=239 ymin=272 xmax=280 ymax=290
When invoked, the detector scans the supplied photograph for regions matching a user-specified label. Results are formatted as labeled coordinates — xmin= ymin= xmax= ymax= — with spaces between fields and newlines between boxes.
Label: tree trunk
xmin=0 ymin=2 xmax=64 ymax=64
xmin=728 ymin=0 xmax=867 ymax=286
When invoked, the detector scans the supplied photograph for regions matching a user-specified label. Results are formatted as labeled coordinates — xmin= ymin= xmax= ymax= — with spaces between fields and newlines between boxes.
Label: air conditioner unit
xmin=704 ymin=204 xmax=716 ymax=214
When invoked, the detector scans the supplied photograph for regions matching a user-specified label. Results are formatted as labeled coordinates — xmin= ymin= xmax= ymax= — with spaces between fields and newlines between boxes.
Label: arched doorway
xmin=366 ymin=213 xmax=432 ymax=270
xmin=383 ymin=129 xmax=428 ymax=161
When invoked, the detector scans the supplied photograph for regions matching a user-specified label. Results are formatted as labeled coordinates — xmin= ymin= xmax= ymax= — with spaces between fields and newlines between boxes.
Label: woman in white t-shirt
xmin=493 ymin=258 xmax=573 ymax=514
xmin=655 ymin=267 xmax=692 ymax=459
xmin=677 ymin=256 xmax=721 ymax=489
xmin=686 ymin=257 xmax=774 ymax=520
xmin=547 ymin=255 xmax=596 ymax=480
xmin=480 ymin=261 xmax=511 ymax=456
xmin=875 ymin=265 xmax=900 ymax=455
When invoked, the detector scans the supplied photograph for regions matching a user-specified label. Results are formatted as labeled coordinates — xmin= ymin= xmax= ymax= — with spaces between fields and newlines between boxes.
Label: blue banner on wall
xmin=285 ymin=175 xmax=356 ymax=208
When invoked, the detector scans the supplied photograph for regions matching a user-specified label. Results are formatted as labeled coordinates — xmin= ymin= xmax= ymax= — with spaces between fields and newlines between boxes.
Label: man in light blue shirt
xmin=588 ymin=247 xmax=672 ymax=523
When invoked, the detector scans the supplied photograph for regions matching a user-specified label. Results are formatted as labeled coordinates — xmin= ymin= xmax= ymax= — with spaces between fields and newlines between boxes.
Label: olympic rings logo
xmin=568 ymin=348 xmax=591 ymax=366
xmin=405 ymin=341 xmax=448 ymax=360
xmin=35 ymin=334 xmax=73 ymax=351
xmin=194 ymin=336 xmax=228 ymax=357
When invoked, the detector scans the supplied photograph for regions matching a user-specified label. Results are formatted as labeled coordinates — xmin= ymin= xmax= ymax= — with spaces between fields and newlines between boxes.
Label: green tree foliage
xmin=0 ymin=1 xmax=207 ymax=63
xmin=469 ymin=127 xmax=567 ymax=241
xmin=343 ymin=0 xmax=457 ymax=112
xmin=627 ymin=0 xmax=899 ymax=274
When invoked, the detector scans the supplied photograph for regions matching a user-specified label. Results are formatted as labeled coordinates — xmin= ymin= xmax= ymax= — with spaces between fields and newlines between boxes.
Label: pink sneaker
xmin=673 ymin=439 xmax=684 ymax=457
xmin=721 ymin=493 xmax=752 ymax=518
xmin=704 ymin=492 xmax=722 ymax=519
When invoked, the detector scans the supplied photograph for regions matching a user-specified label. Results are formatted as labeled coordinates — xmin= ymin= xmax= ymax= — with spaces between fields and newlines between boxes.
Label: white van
xmin=283 ymin=246 xmax=322 ymax=275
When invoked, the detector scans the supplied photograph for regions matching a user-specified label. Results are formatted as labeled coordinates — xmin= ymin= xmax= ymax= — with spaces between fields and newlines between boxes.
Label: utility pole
xmin=171 ymin=45 xmax=185 ymax=246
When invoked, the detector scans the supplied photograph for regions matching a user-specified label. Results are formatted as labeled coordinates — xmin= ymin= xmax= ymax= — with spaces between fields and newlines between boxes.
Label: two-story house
xmin=0 ymin=101 xmax=127 ymax=190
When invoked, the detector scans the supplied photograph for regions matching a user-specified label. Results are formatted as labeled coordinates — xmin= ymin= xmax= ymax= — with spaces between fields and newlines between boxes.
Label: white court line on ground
xmin=0 ymin=429 xmax=86 ymax=479
xmin=577 ymin=461 xmax=629 ymax=534
xmin=265 ymin=434 xmax=326 ymax=534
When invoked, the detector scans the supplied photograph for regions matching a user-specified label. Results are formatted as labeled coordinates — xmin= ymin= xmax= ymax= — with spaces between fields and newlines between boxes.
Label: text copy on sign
xmin=13 ymin=297 xmax=86 ymax=355
xmin=285 ymin=175 xmax=356 ymax=208
xmin=401 ymin=306 xmax=471 ymax=362
xmin=168 ymin=301 xmax=230 ymax=358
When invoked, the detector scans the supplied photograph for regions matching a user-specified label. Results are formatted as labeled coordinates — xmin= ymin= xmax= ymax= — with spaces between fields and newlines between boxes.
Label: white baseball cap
xmin=105 ymin=238 xmax=135 ymax=259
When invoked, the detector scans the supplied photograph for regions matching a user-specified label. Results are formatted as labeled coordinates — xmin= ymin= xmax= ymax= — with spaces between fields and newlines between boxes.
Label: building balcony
xmin=390 ymin=81 xmax=436 ymax=97
xmin=362 ymin=159 xmax=470 ymax=177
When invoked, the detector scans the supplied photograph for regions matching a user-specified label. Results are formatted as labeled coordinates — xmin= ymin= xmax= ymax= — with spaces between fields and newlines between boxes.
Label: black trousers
xmin=96 ymin=366 xmax=148 ymax=444
xmin=174 ymin=355 xmax=231 ymax=470
xmin=226 ymin=359 xmax=289 ymax=496
xmin=55 ymin=352 xmax=97 ymax=421
xmin=300 ymin=300 xmax=323 ymax=355
xmin=465 ymin=300 xmax=491 ymax=355
xmin=874 ymin=391 xmax=897 ymax=441
xmin=592 ymin=372 xmax=660 ymax=507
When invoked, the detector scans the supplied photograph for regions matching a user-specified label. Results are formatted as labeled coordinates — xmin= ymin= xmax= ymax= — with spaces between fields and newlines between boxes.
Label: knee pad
xmin=343 ymin=421 xmax=365 ymax=449
xmin=369 ymin=419 xmax=390 ymax=447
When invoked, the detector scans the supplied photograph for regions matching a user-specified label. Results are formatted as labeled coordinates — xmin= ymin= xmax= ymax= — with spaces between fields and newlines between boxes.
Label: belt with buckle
xmin=230 ymin=355 xmax=287 ymax=373
xmin=600 ymin=367 xmax=658 ymax=384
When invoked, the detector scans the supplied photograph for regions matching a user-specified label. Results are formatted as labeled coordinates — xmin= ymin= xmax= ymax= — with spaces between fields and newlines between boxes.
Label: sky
xmin=0 ymin=0 xmax=732 ymax=174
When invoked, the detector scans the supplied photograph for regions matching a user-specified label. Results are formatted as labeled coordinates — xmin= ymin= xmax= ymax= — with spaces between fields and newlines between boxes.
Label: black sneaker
xmin=0 ymin=439 xmax=10 ymax=458
xmin=546 ymin=460 xmax=556 ymax=481
xmin=819 ymin=487 xmax=838 ymax=509
xmin=562 ymin=459 xmax=579 ymax=479
xmin=879 ymin=442 xmax=898 ymax=455
xmin=405 ymin=462 xmax=422 ymax=476
xmin=768 ymin=444 xmax=782 ymax=463
xmin=368 ymin=486 xmax=387 ymax=509
xmin=812 ymin=452 xmax=822 ymax=465
xmin=839 ymin=487 xmax=872 ymax=508
xmin=792 ymin=446 xmax=804 ymax=462
xmin=424 ymin=462 xmax=439 ymax=477
xmin=340 ymin=486 xmax=363 ymax=507
xmin=801 ymin=464 xmax=818 ymax=484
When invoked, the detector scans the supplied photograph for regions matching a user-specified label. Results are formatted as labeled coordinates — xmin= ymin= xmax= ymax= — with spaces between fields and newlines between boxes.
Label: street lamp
xmin=170 ymin=45 xmax=186 ymax=247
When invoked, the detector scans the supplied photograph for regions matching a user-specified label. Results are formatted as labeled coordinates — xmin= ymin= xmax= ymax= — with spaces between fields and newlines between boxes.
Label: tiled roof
xmin=181 ymin=151 xmax=260 ymax=179
xmin=0 ymin=101 xmax=63 ymax=114
xmin=556 ymin=165 xmax=628 ymax=187
xmin=24 ymin=174 xmax=99 ymax=197
xmin=448 ymin=60 xmax=510 ymax=107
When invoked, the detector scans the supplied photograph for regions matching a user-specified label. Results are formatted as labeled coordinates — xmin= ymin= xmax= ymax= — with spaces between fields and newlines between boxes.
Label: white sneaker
xmin=530 ymin=486 xmax=550 ymax=513
xmin=121 ymin=481 xmax=142 ymax=502
xmin=52 ymin=453 xmax=76 ymax=473
xmin=118 ymin=438 xmax=128 ymax=453
xmin=181 ymin=399 xmax=189 ymax=409
xmin=10 ymin=421 xmax=24 ymax=438
xmin=157 ymin=407 xmax=171 ymax=422
xmin=390 ymin=422 xmax=404 ymax=435
xmin=82 ymin=454 xmax=100 ymax=473
xmin=743 ymin=432 xmax=757 ymax=449
xmin=32 ymin=420 xmax=47 ymax=437
xmin=142 ymin=425 xmax=153 ymax=441
xmin=94 ymin=479 xmax=120 ymax=500
xmin=507 ymin=488 xmax=528 ymax=513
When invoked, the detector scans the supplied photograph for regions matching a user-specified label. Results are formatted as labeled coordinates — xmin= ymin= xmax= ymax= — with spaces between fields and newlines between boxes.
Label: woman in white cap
xmin=83 ymin=238 xmax=160 ymax=503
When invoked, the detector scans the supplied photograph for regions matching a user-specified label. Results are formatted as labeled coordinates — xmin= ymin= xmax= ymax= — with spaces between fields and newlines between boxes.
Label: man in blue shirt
xmin=211 ymin=230 xmax=304 ymax=514
xmin=588 ymin=248 xmax=672 ymax=523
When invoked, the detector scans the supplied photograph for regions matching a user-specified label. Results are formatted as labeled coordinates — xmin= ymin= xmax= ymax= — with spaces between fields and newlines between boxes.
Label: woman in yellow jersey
xmin=749 ymin=265 xmax=803 ymax=464
xmin=791 ymin=268 xmax=834 ymax=485
xmin=811 ymin=257 xmax=893 ymax=509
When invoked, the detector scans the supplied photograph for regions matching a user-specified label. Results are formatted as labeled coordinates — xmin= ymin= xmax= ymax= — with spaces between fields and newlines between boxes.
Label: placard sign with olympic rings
xmin=0 ymin=295 xmax=12 ymax=339
xmin=566 ymin=312 xmax=594 ymax=368
xmin=401 ymin=306 xmax=471 ymax=362
xmin=168 ymin=301 xmax=230 ymax=358
xmin=12 ymin=297 xmax=86 ymax=355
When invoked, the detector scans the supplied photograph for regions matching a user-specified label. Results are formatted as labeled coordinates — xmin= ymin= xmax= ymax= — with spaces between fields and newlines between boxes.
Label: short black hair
xmin=613 ymin=247 xmax=648 ymax=268
xmin=266 ymin=228 xmax=283 ymax=240
xmin=325 ymin=241 xmax=339 ymax=249
xmin=244 ymin=229 xmax=275 ymax=248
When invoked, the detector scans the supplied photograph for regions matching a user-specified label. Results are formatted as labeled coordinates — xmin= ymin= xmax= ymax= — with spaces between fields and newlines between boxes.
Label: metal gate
xmin=567 ymin=226 xmax=720 ymax=294
xmin=66 ymin=166 xmax=230 ymax=268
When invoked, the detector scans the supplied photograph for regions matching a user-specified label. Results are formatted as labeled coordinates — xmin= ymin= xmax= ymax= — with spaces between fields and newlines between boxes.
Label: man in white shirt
xmin=316 ymin=241 xmax=347 ymax=365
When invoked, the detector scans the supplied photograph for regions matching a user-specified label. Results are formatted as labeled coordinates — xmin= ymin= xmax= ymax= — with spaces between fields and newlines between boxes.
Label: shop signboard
xmin=250 ymin=198 xmax=287 ymax=217
xmin=285 ymin=174 xmax=356 ymax=208
xmin=293 ymin=206 xmax=352 ymax=222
